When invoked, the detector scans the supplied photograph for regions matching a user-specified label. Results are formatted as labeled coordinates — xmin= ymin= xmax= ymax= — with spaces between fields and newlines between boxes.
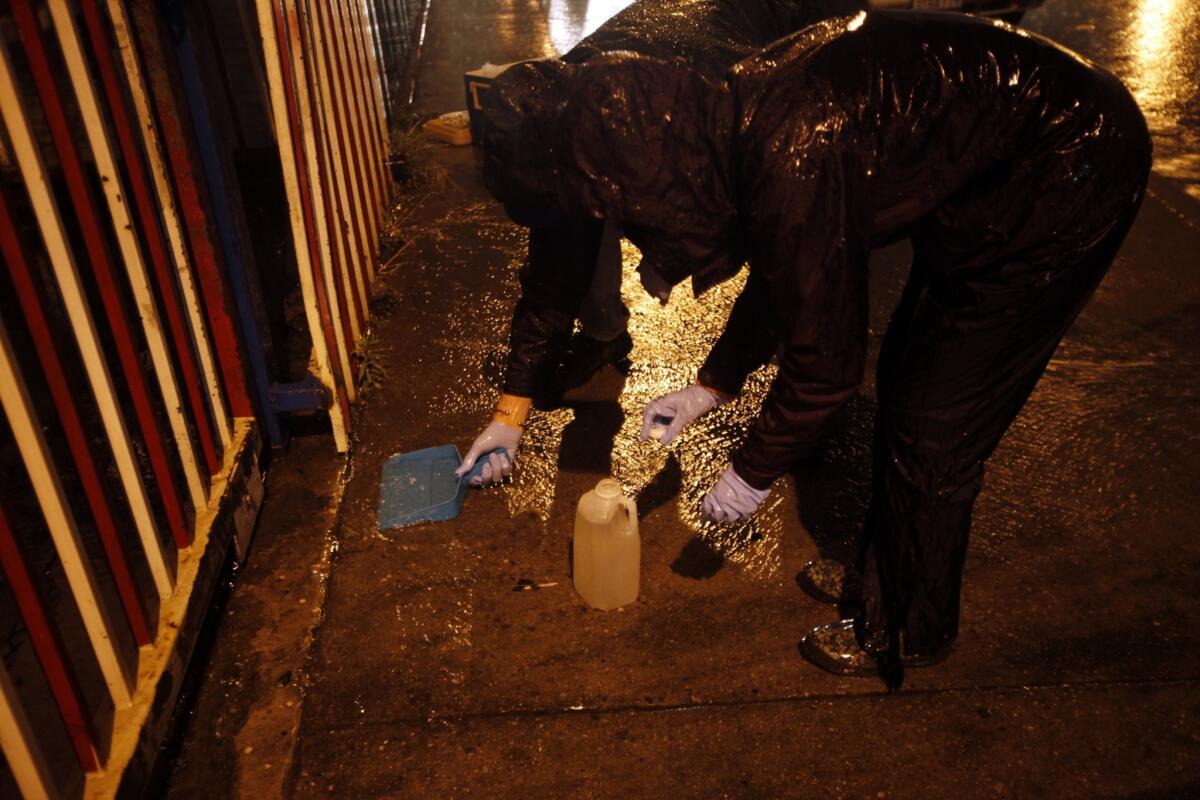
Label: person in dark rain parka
xmin=456 ymin=0 xmax=870 ymax=485
xmin=496 ymin=10 xmax=1153 ymax=684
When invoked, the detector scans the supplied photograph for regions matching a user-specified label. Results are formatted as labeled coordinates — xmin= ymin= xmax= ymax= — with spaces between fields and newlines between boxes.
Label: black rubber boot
xmin=796 ymin=559 xmax=863 ymax=608
xmin=561 ymin=330 xmax=633 ymax=390
xmin=799 ymin=619 xmax=953 ymax=681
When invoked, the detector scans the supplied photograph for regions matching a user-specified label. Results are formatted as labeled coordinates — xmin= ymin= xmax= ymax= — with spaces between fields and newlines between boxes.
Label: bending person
xmin=457 ymin=0 xmax=869 ymax=485
xmin=543 ymin=11 xmax=1151 ymax=684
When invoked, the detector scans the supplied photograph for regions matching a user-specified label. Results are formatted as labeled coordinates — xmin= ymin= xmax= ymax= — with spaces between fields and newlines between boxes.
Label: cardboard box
xmin=422 ymin=110 xmax=473 ymax=146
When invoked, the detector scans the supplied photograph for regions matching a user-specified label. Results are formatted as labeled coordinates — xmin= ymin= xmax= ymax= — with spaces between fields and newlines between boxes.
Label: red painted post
xmin=0 ymin=189 xmax=153 ymax=647
xmin=314 ymin=0 xmax=374 ymax=320
xmin=0 ymin=502 xmax=101 ymax=772
xmin=11 ymin=0 xmax=193 ymax=548
xmin=300 ymin=5 xmax=366 ymax=345
xmin=123 ymin=0 xmax=256 ymax=423
xmin=78 ymin=0 xmax=222 ymax=478
xmin=307 ymin=0 xmax=367 ymax=333
xmin=272 ymin=0 xmax=352 ymax=424
xmin=340 ymin=0 xmax=389 ymax=227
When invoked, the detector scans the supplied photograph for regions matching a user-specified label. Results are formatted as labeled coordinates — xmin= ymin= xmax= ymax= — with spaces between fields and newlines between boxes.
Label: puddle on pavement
xmin=614 ymin=240 xmax=784 ymax=579
xmin=412 ymin=216 xmax=786 ymax=579
xmin=1026 ymin=0 xmax=1200 ymax=200
xmin=376 ymin=170 xmax=1200 ymax=584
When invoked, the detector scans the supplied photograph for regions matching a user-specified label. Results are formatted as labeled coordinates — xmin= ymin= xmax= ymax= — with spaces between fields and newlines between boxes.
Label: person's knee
xmin=876 ymin=414 xmax=985 ymax=502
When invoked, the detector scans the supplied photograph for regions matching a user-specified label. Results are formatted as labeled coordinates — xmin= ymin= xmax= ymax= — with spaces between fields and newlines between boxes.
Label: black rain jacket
xmin=481 ymin=0 xmax=867 ymax=398
xmin=547 ymin=11 xmax=1150 ymax=488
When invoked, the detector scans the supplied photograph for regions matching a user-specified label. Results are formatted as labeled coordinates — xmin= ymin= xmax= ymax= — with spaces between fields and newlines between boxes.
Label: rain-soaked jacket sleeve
xmin=698 ymin=271 xmax=779 ymax=395
xmin=502 ymin=216 xmax=605 ymax=397
xmin=731 ymin=147 xmax=872 ymax=490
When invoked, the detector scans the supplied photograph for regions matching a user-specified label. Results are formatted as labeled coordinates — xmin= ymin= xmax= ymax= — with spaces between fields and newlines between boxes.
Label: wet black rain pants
xmin=858 ymin=142 xmax=1151 ymax=679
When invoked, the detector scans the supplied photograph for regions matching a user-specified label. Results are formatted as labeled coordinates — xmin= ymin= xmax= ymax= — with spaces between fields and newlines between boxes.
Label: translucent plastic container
xmin=572 ymin=479 xmax=640 ymax=610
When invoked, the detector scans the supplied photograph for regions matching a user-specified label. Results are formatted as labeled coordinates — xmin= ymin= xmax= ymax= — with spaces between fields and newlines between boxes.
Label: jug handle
xmin=618 ymin=497 xmax=638 ymax=536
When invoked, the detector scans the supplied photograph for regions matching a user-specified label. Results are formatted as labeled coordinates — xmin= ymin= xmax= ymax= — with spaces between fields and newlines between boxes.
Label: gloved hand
xmin=456 ymin=421 xmax=522 ymax=487
xmin=701 ymin=466 xmax=771 ymax=523
xmin=640 ymin=383 xmax=727 ymax=445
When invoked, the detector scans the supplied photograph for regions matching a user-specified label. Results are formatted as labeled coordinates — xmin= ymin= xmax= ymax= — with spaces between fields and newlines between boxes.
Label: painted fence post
xmin=153 ymin=0 xmax=284 ymax=445
xmin=0 ymin=189 xmax=155 ymax=646
xmin=123 ymin=0 xmax=269 ymax=438
xmin=0 ymin=32 xmax=176 ymax=599
xmin=255 ymin=0 xmax=352 ymax=450
xmin=0 ymin=658 xmax=61 ymax=800
xmin=0 ymin=318 xmax=136 ymax=708
xmin=45 ymin=0 xmax=210 ymax=513
xmin=0 ymin=502 xmax=102 ymax=772
xmin=101 ymin=0 xmax=235 ymax=452
xmin=10 ymin=0 xmax=195 ymax=548
xmin=78 ymin=0 xmax=226 ymax=477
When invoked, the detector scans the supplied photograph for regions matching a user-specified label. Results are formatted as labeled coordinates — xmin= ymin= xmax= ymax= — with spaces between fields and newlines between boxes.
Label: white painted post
xmin=308 ymin=0 xmax=372 ymax=318
xmin=333 ymin=0 xmax=384 ymax=252
xmin=104 ymin=0 xmax=234 ymax=449
xmin=342 ymin=0 xmax=388 ymax=241
xmin=0 ymin=39 xmax=175 ymax=600
xmin=0 ymin=319 xmax=135 ymax=707
xmin=356 ymin=0 xmax=394 ymax=200
xmin=280 ymin=0 xmax=358 ymax=402
xmin=300 ymin=0 xmax=367 ymax=340
xmin=253 ymin=0 xmax=350 ymax=450
xmin=47 ymin=0 xmax=208 ymax=511
xmin=0 ymin=662 xmax=61 ymax=800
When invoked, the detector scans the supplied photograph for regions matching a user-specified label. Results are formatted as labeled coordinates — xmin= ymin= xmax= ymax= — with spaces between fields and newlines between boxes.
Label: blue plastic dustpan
xmin=378 ymin=444 xmax=501 ymax=530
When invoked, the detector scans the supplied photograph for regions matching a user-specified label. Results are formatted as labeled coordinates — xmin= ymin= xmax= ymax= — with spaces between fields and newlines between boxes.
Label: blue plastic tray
xmin=378 ymin=445 xmax=502 ymax=530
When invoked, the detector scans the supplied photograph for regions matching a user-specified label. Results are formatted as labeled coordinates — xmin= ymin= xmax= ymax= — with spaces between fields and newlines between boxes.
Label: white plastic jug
xmin=572 ymin=479 xmax=639 ymax=610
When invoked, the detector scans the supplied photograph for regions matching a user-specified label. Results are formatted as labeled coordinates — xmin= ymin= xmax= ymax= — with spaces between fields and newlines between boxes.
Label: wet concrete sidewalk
xmin=165 ymin=3 xmax=1200 ymax=798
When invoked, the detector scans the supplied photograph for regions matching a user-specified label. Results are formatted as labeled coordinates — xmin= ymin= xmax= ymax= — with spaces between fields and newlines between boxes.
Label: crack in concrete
xmin=308 ymin=673 xmax=1200 ymax=732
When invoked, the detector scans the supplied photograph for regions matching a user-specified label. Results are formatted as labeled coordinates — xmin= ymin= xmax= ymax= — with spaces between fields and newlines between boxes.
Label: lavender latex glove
xmin=640 ymin=383 xmax=726 ymax=445
xmin=455 ymin=421 xmax=522 ymax=487
xmin=702 ymin=466 xmax=771 ymax=523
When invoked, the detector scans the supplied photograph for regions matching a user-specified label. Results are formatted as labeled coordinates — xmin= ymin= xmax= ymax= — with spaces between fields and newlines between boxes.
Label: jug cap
xmin=594 ymin=479 xmax=622 ymax=499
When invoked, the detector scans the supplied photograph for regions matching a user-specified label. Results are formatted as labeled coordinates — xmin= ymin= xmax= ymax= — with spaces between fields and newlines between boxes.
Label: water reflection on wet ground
xmin=545 ymin=0 xmax=636 ymax=53
xmin=612 ymin=242 xmax=786 ymax=579
xmin=1025 ymin=0 xmax=1200 ymax=199
xmin=161 ymin=2 xmax=1200 ymax=794
xmin=274 ymin=140 xmax=1200 ymax=793
xmin=415 ymin=202 xmax=790 ymax=578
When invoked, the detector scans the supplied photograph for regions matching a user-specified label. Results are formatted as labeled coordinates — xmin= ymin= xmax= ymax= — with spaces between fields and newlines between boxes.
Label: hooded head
xmin=554 ymin=54 xmax=742 ymax=295
xmin=479 ymin=60 xmax=576 ymax=227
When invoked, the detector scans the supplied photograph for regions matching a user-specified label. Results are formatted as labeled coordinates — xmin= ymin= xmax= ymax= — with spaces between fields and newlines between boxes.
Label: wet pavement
xmin=166 ymin=1 xmax=1200 ymax=797
xmin=1022 ymin=0 xmax=1200 ymax=201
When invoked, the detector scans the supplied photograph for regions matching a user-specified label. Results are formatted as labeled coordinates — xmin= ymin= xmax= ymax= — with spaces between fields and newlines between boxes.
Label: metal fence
xmin=370 ymin=0 xmax=431 ymax=119
xmin=0 ymin=0 xmax=413 ymax=795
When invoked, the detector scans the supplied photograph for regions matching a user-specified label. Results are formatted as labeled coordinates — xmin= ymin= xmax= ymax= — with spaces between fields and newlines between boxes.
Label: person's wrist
xmin=697 ymin=382 xmax=733 ymax=404
xmin=727 ymin=465 xmax=759 ymax=493
xmin=492 ymin=394 xmax=532 ymax=431
xmin=728 ymin=454 xmax=774 ymax=494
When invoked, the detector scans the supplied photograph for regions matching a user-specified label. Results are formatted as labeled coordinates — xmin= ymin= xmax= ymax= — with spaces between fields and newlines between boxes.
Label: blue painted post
xmin=161 ymin=0 xmax=284 ymax=444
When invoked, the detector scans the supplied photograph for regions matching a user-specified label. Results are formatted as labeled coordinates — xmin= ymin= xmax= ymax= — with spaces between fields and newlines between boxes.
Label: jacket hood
xmin=554 ymin=54 xmax=743 ymax=295
xmin=480 ymin=59 xmax=577 ymax=226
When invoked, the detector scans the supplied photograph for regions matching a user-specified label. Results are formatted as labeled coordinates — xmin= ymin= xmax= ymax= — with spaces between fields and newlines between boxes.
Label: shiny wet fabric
xmin=861 ymin=194 xmax=1145 ymax=686
xmin=484 ymin=0 xmax=867 ymax=396
xmin=547 ymin=12 xmax=1151 ymax=681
